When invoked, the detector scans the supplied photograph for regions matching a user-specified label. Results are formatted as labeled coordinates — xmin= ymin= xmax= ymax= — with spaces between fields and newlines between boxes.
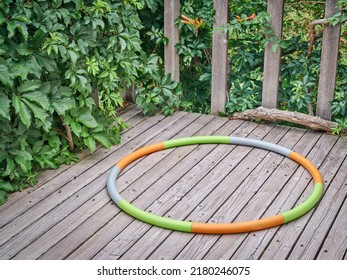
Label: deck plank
xmin=287 ymin=138 xmax=347 ymax=259
xmin=38 ymin=113 xmax=217 ymax=259
xmin=315 ymin=190 xmax=347 ymax=259
xmin=149 ymin=125 xmax=298 ymax=260
xmin=202 ymin=129 xmax=324 ymax=260
xmin=13 ymin=112 xmax=202 ymax=260
xmin=258 ymin=134 xmax=344 ymax=260
xmin=0 ymin=111 xmax=188 ymax=259
xmin=119 ymin=123 xmax=281 ymax=259
xmin=0 ymin=107 xmax=346 ymax=260
xmin=0 ymin=106 xmax=140 ymax=219
xmin=229 ymin=132 xmax=339 ymax=259
xmin=294 ymin=152 xmax=347 ymax=260
xmin=252 ymin=135 xmax=341 ymax=259
xmin=174 ymin=126 xmax=303 ymax=260
xmin=94 ymin=119 xmax=255 ymax=260
xmin=76 ymin=116 xmax=245 ymax=260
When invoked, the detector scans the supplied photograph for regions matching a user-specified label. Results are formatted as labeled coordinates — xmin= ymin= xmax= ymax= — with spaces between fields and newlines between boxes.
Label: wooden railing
xmin=164 ymin=0 xmax=341 ymax=121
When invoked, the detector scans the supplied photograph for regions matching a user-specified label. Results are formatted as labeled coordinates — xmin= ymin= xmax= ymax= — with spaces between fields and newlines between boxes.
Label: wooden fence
xmin=164 ymin=0 xmax=342 ymax=121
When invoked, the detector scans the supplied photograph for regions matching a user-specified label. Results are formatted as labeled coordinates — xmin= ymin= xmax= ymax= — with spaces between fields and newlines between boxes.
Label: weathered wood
xmin=259 ymin=134 xmax=343 ymax=260
xmin=1 ymin=108 xmax=347 ymax=260
xmin=121 ymin=83 xmax=136 ymax=103
xmin=234 ymin=133 xmax=339 ymax=260
xmin=232 ymin=106 xmax=343 ymax=133
xmin=149 ymin=125 xmax=291 ymax=260
xmin=15 ymin=113 xmax=204 ymax=260
xmin=98 ymin=120 xmax=253 ymax=260
xmin=119 ymin=121 xmax=263 ymax=260
xmin=316 ymin=0 xmax=341 ymax=120
xmin=262 ymin=0 xmax=284 ymax=109
xmin=46 ymin=114 xmax=226 ymax=260
xmin=42 ymin=113 xmax=208 ymax=260
xmin=0 ymin=108 xmax=143 ymax=228
xmin=317 ymin=178 xmax=347 ymax=260
xmin=164 ymin=0 xmax=180 ymax=82
xmin=289 ymin=147 xmax=347 ymax=260
xmin=176 ymin=126 xmax=304 ymax=260
xmin=94 ymin=117 xmax=238 ymax=260
xmin=0 ymin=112 xmax=186 ymax=257
xmin=211 ymin=0 xmax=229 ymax=115
xmin=204 ymin=130 xmax=324 ymax=260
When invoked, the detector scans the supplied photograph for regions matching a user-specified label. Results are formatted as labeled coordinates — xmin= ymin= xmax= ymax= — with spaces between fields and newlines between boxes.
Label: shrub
xmin=0 ymin=0 xmax=145 ymax=204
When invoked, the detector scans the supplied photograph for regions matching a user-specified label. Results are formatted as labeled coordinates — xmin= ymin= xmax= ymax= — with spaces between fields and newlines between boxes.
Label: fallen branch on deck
xmin=231 ymin=107 xmax=341 ymax=133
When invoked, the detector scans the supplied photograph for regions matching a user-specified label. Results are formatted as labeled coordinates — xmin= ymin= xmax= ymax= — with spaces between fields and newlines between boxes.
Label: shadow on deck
xmin=1 ymin=104 xmax=346 ymax=260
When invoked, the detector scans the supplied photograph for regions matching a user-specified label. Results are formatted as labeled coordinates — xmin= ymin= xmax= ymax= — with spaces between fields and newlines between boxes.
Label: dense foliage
xmin=0 ymin=0 xmax=176 ymax=204
xmin=172 ymin=0 xmax=346 ymax=118
xmin=0 ymin=0 xmax=346 ymax=204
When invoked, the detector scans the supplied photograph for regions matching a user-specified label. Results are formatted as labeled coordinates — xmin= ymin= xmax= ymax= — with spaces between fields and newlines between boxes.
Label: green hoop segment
xmin=107 ymin=136 xmax=324 ymax=234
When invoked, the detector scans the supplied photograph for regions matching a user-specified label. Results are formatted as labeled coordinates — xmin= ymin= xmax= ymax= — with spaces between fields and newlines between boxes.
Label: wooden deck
xmin=1 ymin=105 xmax=347 ymax=260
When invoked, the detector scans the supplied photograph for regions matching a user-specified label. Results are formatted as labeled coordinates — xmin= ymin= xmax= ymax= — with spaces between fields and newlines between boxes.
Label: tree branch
xmin=59 ymin=115 xmax=74 ymax=151
xmin=308 ymin=19 xmax=328 ymax=57
xmin=231 ymin=107 xmax=344 ymax=133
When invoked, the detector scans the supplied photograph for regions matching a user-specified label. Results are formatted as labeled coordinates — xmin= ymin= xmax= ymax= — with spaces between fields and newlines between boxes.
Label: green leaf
xmin=0 ymin=93 xmax=11 ymax=120
xmin=33 ymin=141 xmax=44 ymax=154
xmin=10 ymin=62 xmax=30 ymax=80
xmin=18 ymin=80 xmax=41 ymax=93
xmin=3 ymin=158 xmax=15 ymax=177
xmin=199 ymin=72 xmax=211 ymax=81
xmin=0 ymin=181 xmax=13 ymax=192
xmin=25 ymin=56 xmax=43 ymax=78
xmin=76 ymin=109 xmax=98 ymax=128
xmin=13 ymin=95 xmax=32 ymax=128
xmin=0 ymin=190 xmax=8 ymax=205
xmin=271 ymin=43 xmax=279 ymax=53
xmin=52 ymin=96 xmax=75 ymax=115
xmin=33 ymin=2 xmax=43 ymax=18
xmin=68 ymin=50 xmax=78 ymax=64
xmin=22 ymin=99 xmax=49 ymax=125
xmin=12 ymin=94 xmax=21 ymax=113
xmin=31 ymin=29 xmax=48 ymax=50
xmin=17 ymin=43 xmax=34 ymax=56
xmin=35 ymin=54 xmax=57 ymax=72
xmin=84 ymin=137 xmax=96 ymax=153
xmin=13 ymin=150 xmax=32 ymax=174
xmin=14 ymin=156 xmax=31 ymax=174
xmin=93 ymin=133 xmax=112 ymax=148
xmin=70 ymin=121 xmax=82 ymax=137
xmin=48 ymin=135 xmax=61 ymax=148
xmin=0 ymin=65 xmax=13 ymax=87
xmin=22 ymin=91 xmax=50 ymax=110
xmin=12 ymin=21 xmax=29 ymax=39
xmin=162 ymin=87 xmax=173 ymax=98
xmin=119 ymin=37 xmax=126 ymax=51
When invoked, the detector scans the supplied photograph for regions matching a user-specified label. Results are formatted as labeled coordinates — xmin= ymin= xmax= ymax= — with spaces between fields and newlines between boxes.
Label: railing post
xmin=316 ymin=0 xmax=341 ymax=120
xmin=262 ymin=0 xmax=284 ymax=109
xmin=211 ymin=0 xmax=229 ymax=115
xmin=164 ymin=0 xmax=180 ymax=82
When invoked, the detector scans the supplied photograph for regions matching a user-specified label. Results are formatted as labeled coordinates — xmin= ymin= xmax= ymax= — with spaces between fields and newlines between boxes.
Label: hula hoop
xmin=107 ymin=136 xmax=324 ymax=234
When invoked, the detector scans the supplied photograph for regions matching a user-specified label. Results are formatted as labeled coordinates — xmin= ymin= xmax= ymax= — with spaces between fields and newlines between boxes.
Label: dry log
xmin=231 ymin=107 xmax=341 ymax=133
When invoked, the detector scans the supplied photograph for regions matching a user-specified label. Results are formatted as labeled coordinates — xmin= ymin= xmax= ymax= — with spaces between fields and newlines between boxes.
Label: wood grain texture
xmin=262 ymin=0 xmax=284 ymax=109
xmin=164 ymin=0 xmax=180 ymax=82
xmin=0 ymin=107 xmax=346 ymax=260
xmin=316 ymin=0 xmax=341 ymax=120
xmin=232 ymin=106 xmax=344 ymax=133
xmin=211 ymin=0 xmax=229 ymax=114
